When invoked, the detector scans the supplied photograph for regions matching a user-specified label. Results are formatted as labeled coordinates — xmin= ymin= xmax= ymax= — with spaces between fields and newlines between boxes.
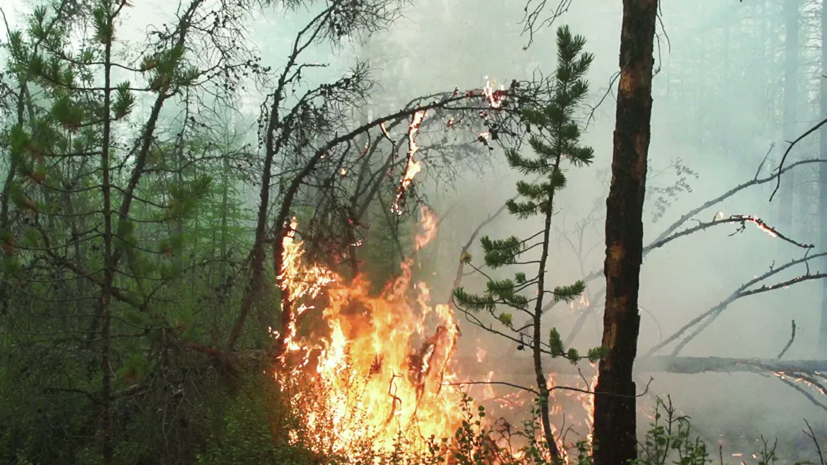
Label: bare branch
xmin=777 ymin=320 xmax=796 ymax=359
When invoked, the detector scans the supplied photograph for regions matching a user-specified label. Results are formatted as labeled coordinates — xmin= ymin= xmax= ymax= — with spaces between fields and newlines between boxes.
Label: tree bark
xmin=99 ymin=14 xmax=115 ymax=465
xmin=778 ymin=0 xmax=799 ymax=234
xmin=533 ymin=171 xmax=562 ymax=460
xmin=818 ymin=0 xmax=827 ymax=356
xmin=593 ymin=1 xmax=658 ymax=464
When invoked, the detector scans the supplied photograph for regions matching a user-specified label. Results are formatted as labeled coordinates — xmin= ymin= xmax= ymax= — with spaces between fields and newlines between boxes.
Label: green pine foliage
xmin=453 ymin=26 xmax=602 ymax=365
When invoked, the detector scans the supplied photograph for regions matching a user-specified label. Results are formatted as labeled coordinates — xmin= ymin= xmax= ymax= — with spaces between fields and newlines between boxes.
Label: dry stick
xmin=770 ymin=116 xmax=827 ymax=201
xmin=647 ymin=215 xmax=813 ymax=252
xmin=772 ymin=376 xmax=827 ymax=413
xmin=651 ymin=157 xmax=827 ymax=247
xmin=668 ymin=272 xmax=827 ymax=357
xmin=668 ymin=271 xmax=827 ymax=357
xmin=450 ymin=204 xmax=510 ymax=293
xmin=449 ymin=175 xmax=544 ymax=296
xmin=444 ymin=377 xmax=654 ymax=399
xmin=444 ymin=380 xmax=540 ymax=396
xmin=563 ymin=287 xmax=605 ymax=346
xmin=547 ymin=157 xmax=827 ymax=291
xmin=804 ymin=419 xmax=826 ymax=465
xmin=644 ymin=252 xmax=827 ymax=357
xmin=777 ymin=320 xmax=797 ymax=359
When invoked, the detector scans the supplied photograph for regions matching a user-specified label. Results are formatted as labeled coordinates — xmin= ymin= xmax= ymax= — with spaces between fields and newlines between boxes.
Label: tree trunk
xmin=778 ymin=0 xmax=799 ymax=233
xmin=99 ymin=20 xmax=115 ymax=465
xmin=533 ymin=185 xmax=561 ymax=460
xmin=819 ymin=0 xmax=827 ymax=355
xmin=593 ymin=1 xmax=658 ymax=464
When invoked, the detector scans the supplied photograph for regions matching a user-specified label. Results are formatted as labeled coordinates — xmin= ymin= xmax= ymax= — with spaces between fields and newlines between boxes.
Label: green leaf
xmin=587 ymin=346 xmax=606 ymax=362
xmin=453 ymin=287 xmax=496 ymax=313
xmin=480 ymin=235 xmax=523 ymax=267
xmin=113 ymin=81 xmax=135 ymax=119
xmin=92 ymin=4 xmax=113 ymax=44
xmin=549 ymin=327 xmax=564 ymax=357
xmin=497 ymin=313 xmax=513 ymax=329
xmin=553 ymin=280 xmax=586 ymax=303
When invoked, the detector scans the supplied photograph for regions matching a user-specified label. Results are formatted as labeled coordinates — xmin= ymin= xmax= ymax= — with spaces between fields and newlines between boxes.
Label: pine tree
xmin=453 ymin=25 xmax=602 ymax=461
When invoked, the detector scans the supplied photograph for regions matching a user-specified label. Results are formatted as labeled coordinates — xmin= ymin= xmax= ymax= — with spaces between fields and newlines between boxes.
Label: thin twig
xmin=777 ymin=320 xmax=796 ymax=359
xmin=770 ymin=116 xmax=827 ymax=201
xmin=804 ymin=419 xmax=825 ymax=465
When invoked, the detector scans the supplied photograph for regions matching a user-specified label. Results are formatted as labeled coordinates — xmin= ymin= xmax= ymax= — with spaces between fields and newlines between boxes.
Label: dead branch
xmin=460 ymin=356 xmax=827 ymax=376
xmin=774 ymin=377 xmax=827 ymax=413
xmin=804 ymin=420 xmax=826 ymax=465
xmin=444 ymin=380 xmax=540 ymax=396
xmin=450 ymin=205 xmax=510 ymax=293
xmin=652 ymin=158 xmax=827 ymax=247
xmin=646 ymin=214 xmax=813 ymax=253
xmin=521 ymin=0 xmax=574 ymax=49
xmin=770 ymin=116 xmax=827 ymax=201
xmin=644 ymin=252 xmax=827 ymax=357
xmin=777 ymin=320 xmax=796 ymax=359
xmin=570 ymin=158 xmax=827 ymax=288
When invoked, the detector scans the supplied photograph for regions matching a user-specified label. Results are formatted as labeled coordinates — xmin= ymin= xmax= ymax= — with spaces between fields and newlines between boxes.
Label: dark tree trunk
xmin=819 ymin=0 xmax=827 ymax=355
xmin=593 ymin=1 xmax=658 ymax=464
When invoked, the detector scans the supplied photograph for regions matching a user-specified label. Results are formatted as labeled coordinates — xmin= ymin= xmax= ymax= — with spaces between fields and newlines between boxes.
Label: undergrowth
xmin=194 ymin=372 xmax=827 ymax=465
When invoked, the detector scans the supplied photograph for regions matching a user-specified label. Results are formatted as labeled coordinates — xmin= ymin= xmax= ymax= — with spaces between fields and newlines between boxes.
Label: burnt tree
xmin=593 ymin=0 xmax=659 ymax=464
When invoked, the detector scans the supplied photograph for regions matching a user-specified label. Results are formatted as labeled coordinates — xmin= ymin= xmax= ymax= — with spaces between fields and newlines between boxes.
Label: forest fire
xmin=273 ymin=207 xmax=466 ymax=458
xmin=271 ymin=208 xmax=602 ymax=462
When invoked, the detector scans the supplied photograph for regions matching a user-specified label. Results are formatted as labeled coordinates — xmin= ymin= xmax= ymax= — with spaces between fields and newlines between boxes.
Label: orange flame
xmin=414 ymin=206 xmax=438 ymax=251
xmin=274 ymin=215 xmax=464 ymax=458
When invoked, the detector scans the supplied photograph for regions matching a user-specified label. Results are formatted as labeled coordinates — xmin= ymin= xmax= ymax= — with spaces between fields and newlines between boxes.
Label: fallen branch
xmin=773 ymin=377 xmax=827 ymax=413
xmin=459 ymin=356 xmax=827 ymax=376
xmin=644 ymin=252 xmax=827 ymax=357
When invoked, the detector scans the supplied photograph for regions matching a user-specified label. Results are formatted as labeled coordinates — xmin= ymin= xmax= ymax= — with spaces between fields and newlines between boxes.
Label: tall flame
xmin=273 ymin=203 xmax=598 ymax=462
xmin=275 ymin=211 xmax=464 ymax=458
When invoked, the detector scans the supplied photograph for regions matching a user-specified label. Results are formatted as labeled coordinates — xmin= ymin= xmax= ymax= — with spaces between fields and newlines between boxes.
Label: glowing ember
xmin=392 ymin=110 xmax=427 ymax=215
xmin=747 ymin=216 xmax=778 ymax=238
xmin=483 ymin=76 xmax=506 ymax=109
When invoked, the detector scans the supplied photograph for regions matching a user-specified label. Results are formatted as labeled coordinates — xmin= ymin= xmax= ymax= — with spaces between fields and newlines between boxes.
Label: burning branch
xmin=646 ymin=214 xmax=813 ymax=253
xmin=772 ymin=376 xmax=827 ymax=413
xmin=391 ymin=110 xmax=427 ymax=215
